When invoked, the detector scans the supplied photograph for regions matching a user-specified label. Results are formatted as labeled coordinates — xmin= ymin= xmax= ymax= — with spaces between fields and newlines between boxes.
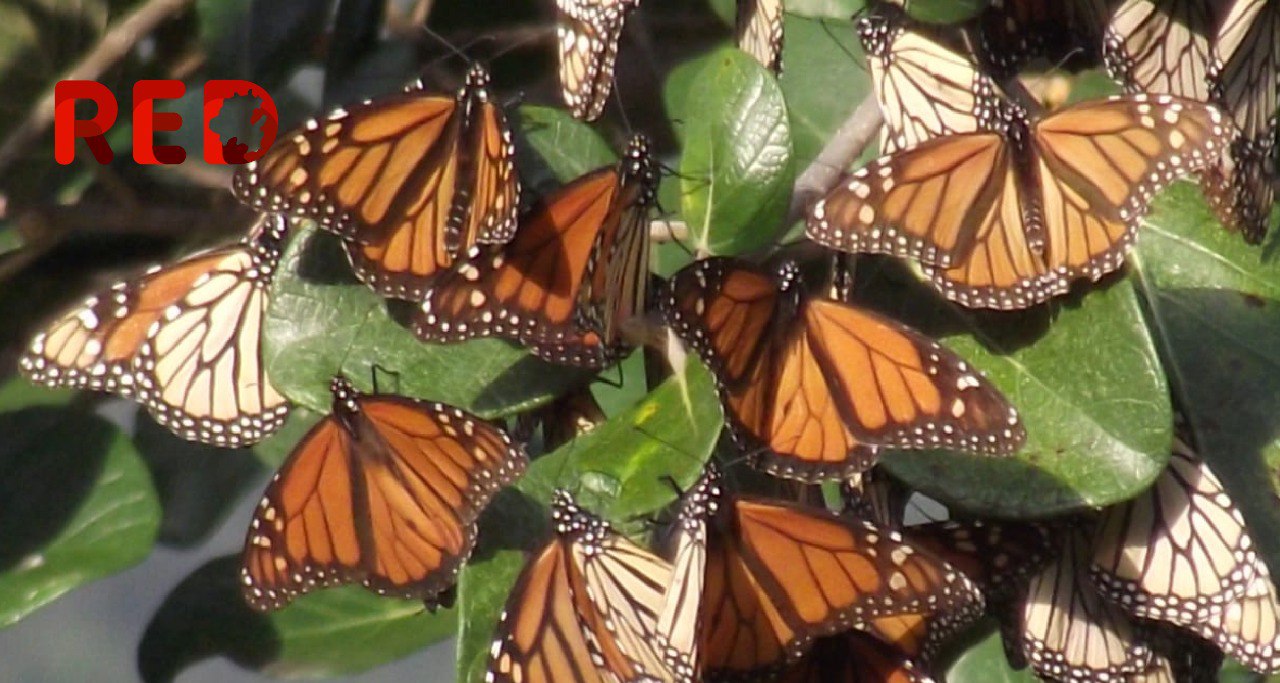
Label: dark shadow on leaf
xmin=1139 ymin=287 xmax=1280 ymax=566
xmin=133 ymin=415 xmax=263 ymax=548
xmin=470 ymin=352 xmax=592 ymax=417
xmin=474 ymin=488 xmax=546 ymax=560
xmin=0 ymin=407 xmax=111 ymax=571
xmin=293 ymin=230 xmax=360 ymax=286
xmin=883 ymin=447 xmax=1089 ymax=519
xmin=137 ymin=555 xmax=279 ymax=683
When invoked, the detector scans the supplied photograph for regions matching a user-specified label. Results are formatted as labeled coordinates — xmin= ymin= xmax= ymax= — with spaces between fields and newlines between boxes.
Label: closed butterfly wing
xmin=487 ymin=491 xmax=677 ymax=683
xmin=130 ymin=214 xmax=291 ymax=447
xmin=663 ymin=258 xmax=1024 ymax=482
xmin=1204 ymin=0 xmax=1279 ymax=243
xmin=241 ymin=376 xmax=526 ymax=610
xmin=858 ymin=3 xmax=1008 ymax=154
xmin=736 ymin=0 xmax=785 ymax=73
xmin=1019 ymin=532 xmax=1153 ymax=682
xmin=1091 ymin=442 xmax=1260 ymax=625
xmin=234 ymin=65 xmax=518 ymax=299
xmin=1187 ymin=562 xmax=1280 ymax=674
xmin=654 ymin=468 xmax=719 ymax=682
xmin=1104 ymin=0 xmax=1215 ymax=100
xmin=415 ymin=135 xmax=656 ymax=368
xmin=556 ymin=0 xmax=640 ymax=121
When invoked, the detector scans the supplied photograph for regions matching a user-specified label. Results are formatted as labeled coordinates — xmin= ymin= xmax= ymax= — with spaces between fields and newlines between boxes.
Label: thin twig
xmin=649 ymin=219 xmax=688 ymax=243
xmin=787 ymin=96 xmax=884 ymax=224
xmin=0 ymin=0 xmax=195 ymax=174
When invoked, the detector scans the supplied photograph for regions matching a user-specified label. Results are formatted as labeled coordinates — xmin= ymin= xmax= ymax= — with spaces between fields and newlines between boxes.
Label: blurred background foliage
xmin=1 ymin=0 xmax=1279 ymax=681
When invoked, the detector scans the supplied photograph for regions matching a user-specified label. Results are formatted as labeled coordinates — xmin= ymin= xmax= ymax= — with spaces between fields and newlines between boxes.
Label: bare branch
xmin=787 ymin=96 xmax=884 ymax=224
xmin=0 ymin=0 xmax=195 ymax=174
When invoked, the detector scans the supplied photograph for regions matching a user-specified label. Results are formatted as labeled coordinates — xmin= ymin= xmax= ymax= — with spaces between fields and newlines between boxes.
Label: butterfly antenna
xmin=655 ymin=218 xmax=694 ymax=257
xmin=418 ymin=22 xmax=473 ymax=66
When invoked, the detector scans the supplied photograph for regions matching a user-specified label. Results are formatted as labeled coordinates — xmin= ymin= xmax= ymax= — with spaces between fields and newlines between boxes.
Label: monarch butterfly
xmin=656 ymin=466 xmax=984 ymax=680
xmin=778 ymin=630 xmax=935 ymax=683
xmin=907 ymin=519 xmax=1058 ymax=605
xmin=661 ymin=258 xmax=1024 ymax=483
xmin=1204 ymin=0 xmax=1279 ymax=243
xmin=975 ymin=0 xmax=1111 ymax=78
xmin=20 ymin=213 xmax=292 ymax=448
xmin=240 ymin=375 xmax=526 ymax=611
xmin=1015 ymin=531 xmax=1154 ymax=682
xmin=807 ymin=95 xmax=1229 ymax=309
xmin=1092 ymin=442 xmax=1280 ymax=673
xmin=1103 ymin=0 xmax=1215 ymax=101
xmin=556 ymin=0 xmax=641 ymax=121
xmin=1090 ymin=442 xmax=1259 ymax=625
xmin=736 ymin=0 xmax=785 ymax=73
xmin=232 ymin=64 xmax=519 ymax=299
xmin=858 ymin=2 xmax=1009 ymax=154
xmin=487 ymin=490 xmax=677 ymax=683
xmin=415 ymin=134 xmax=656 ymax=368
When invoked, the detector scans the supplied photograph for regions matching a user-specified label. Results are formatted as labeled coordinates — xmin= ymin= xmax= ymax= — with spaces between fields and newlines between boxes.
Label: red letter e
xmin=54 ymin=81 xmax=117 ymax=164
xmin=133 ymin=80 xmax=186 ymax=165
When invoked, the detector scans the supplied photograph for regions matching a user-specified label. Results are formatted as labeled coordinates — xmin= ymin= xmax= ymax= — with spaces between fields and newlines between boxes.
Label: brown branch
xmin=787 ymin=96 xmax=884 ymax=224
xmin=0 ymin=0 xmax=195 ymax=175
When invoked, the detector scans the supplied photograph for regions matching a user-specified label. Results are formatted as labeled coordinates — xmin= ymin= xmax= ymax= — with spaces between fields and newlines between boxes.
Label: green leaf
xmin=133 ymin=415 xmax=262 ymax=548
xmin=854 ymin=259 xmax=1170 ymax=516
xmin=904 ymin=0 xmax=982 ymax=23
xmin=676 ymin=47 xmax=795 ymax=255
xmin=947 ymin=629 xmax=1039 ymax=683
xmin=0 ymin=374 xmax=73 ymax=411
xmin=778 ymin=15 xmax=871 ymax=170
xmin=788 ymin=0 xmax=865 ymax=18
xmin=263 ymin=226 xmax=591 ymax=417
xmin=455 ymin=361 xmax=723 ymax=682
xmin=138 ymin=556 xmax=456 ymax=682
xmin=515 ymin=105 xmax=617 ymax=188
xmin=1130 ymin=182 xmax=1280 ymax=579
xmin=0 ymin=407 xmax=159 ymax=627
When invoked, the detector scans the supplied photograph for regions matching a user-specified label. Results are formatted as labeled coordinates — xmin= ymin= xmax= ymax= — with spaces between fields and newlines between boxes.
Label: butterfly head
xmin=681 ymin=464 xmax=723 ymax=527
xmin=329 ymin=375 xmax=362 ymax=415
xmin=551 ymin=489 xmax=611 ymax=550
xmin=622 ymin=134 xmax=658 ymax=196
xmin=854 ymin=3 xmax=902 ymax=57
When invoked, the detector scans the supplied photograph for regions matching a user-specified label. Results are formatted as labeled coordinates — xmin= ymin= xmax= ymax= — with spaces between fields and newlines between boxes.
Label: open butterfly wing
xmin=134 ymin=218 xmax=290 ymax=447
xmin=736 ymin=0 xmax=784 ymax=73
xmin=460 ymin=96 xmax=521 ymax=246
xmin=807 ymin=133 xmax=1008 ymax=269
xmin=20 ymin=251 xmax=233 ymax=399
xmin=241 ymin=378 xmax=525 ymax=610
xmin=1032 ymin=95 xmax=1228 ymax=289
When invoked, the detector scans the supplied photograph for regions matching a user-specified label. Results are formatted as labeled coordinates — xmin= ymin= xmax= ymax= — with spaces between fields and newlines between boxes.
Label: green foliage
xmin=3 ymin=1 xmax=1278 ymax=681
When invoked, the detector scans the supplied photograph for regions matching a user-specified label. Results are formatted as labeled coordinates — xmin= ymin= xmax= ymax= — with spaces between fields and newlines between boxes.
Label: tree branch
xmin=0 ymin=0 xmax=195 ymax=175
xmin=787 ymin=96 xmax=884 ymax=224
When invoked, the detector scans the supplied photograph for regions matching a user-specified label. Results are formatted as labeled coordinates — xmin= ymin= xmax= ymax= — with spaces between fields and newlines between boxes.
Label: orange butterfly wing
xmin=241 ymin=377 xmax=525 ymax=610
xmin=234 ymin=66 xmax=518 ymax=299
xmin=664 ymin=258 xmax=1024 ymax=482
xmin=416 ymin=136 xmax=655 ymax=368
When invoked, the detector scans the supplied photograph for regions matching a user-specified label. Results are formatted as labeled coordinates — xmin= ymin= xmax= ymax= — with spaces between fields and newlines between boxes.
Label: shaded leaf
xmin=676 ymin=47 xmax=795 ymax=255
xmin=0 ymin=407 xmax=159 ymax=627
xmin=138 ymin=556 xmax=455 ymax=682
xmin=515 ymin=105 xmax=617 ymax=190
xmin=133 ymin=415 xmax=262 ymax=548
xmin=778 ymin=15 xmax=870 ymax=170
xmin=947 ymin=628 xmax=1038 ymax=683
xmin=455 ymin=361 xmax=723 ymax=682
xmin=1130 ymin=183 xmax=1280 ymax=580
xmin=262 ymin=226 xmax=590 ymax=417
xmin=853 ymin=258 xmax=1170 ymax=516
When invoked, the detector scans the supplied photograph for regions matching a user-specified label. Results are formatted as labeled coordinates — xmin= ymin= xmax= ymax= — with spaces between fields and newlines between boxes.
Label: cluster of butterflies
xmin=486 ymin=438 xmax=1280 ymax=683
xmin=805 ymin=0 xmax=1279 ymax=311
xmin=13 ymin=0 xmax=1280 ymax=681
